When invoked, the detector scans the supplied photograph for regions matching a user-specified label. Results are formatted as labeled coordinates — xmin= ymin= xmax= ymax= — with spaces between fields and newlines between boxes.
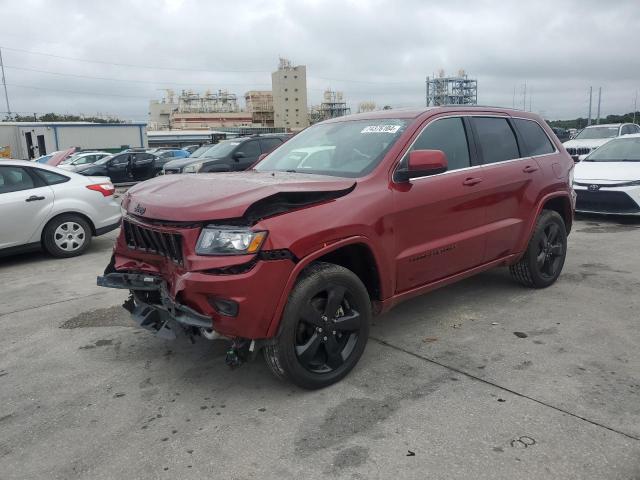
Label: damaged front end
xmin=97 ymin=271 xmax=258 ymax=366
xmin=97 ymin=272 xmax=212 ymax=340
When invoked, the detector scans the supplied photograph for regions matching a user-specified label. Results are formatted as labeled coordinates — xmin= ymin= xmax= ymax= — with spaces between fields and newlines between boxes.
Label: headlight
xmin=196 ymin=227 xmax=267 ymax=255
xmin=183 ymin=162 xmax=202 ymax=173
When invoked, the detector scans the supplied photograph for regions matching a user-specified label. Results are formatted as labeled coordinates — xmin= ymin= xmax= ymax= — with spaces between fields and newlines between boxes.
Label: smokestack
xmin=587 ymin=87 xmax=593 ymax=126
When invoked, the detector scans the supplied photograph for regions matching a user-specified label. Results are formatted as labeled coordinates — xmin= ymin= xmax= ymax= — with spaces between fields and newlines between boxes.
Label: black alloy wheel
xmin=536 ymin=222 xmax=564 ymax=280
xmin=263 ymin=262 xmax=371 ymax=389
xmin=510 ymin=209 xmax=568 ymax=288
xmin=294 ymin=284 xmax=362 ymax=373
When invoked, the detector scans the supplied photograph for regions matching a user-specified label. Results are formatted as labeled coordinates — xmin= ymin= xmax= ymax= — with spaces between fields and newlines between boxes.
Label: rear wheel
xmin=43 ymin=214 xmax=92 ymax=258
xmin=510 ymin=210 xmax=567 ymax=288
xmin=263 ymin=262 xmax=371 ymax=389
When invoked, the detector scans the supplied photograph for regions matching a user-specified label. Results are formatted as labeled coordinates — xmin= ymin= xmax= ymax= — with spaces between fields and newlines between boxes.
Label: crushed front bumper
xmin=98 ymin=273 xmax=214 ymax=340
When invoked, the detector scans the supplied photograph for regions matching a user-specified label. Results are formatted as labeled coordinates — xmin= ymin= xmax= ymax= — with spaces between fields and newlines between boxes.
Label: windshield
xmin=255 ymin=119 xmax=409 ymax=177
xmin=584 ymin=137 xmax=640 ymax=162
xmin=575 ymin=126 xmax=619 ymax=140
xmin=189 ymin=145 xmax=211 ymax=157
xmin=201 ymin=141 xmax=240 ymax=158
xmin=94 ymin=154 xmax=115 ymax=165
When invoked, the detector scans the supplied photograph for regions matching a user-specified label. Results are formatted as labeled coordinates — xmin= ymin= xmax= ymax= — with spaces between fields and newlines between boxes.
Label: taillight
xmin=86 ymin=183 xmax=115 ymax=197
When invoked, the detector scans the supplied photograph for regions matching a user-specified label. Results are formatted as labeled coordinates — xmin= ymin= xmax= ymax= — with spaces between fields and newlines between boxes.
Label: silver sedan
xmin=0 ymin=160 xmax=121 ymax=257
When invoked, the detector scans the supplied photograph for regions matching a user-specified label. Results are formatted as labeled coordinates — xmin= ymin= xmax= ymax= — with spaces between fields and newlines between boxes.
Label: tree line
xmin=548 ymin=111 xmax=640 ymax=129
xmin=4 ymin=113 xmax=125 ymax=123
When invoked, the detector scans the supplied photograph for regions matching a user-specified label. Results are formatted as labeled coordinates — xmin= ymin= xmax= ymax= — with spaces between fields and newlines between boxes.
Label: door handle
xmin=462 ymin=177 xmax=483 ymax=186
xmin=25 ymin=195 xmax=45 ymax=202
xmin=523 ymin=165 xmax=539 ymax=173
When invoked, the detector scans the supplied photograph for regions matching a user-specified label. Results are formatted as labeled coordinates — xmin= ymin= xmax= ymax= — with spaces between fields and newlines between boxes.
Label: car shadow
xmin=0 ymin=235 xmax=116 ymax=268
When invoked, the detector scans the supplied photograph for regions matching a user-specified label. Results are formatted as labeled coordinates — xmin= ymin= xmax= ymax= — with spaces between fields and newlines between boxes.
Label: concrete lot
xmin=1 ymin=216 xmax=639 ymax=480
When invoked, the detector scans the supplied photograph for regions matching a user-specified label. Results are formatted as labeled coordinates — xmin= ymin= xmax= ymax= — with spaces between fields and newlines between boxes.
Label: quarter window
xmin=34 ymin=169 xmax=69 ymax=185
xmin=472 ymin=117 xmax=520 ymax=164
xmin=405 ymin=117 xmax=471 ymax=171
xmin=513 ymin=119 xmax=555 ymax=156
xmin=0 ymin=166 xmax=35 ymax=194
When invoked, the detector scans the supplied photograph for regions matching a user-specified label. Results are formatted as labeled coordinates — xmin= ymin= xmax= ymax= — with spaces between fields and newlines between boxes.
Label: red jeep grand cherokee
xmin=98 ymin=106 xmax=575 ymax=389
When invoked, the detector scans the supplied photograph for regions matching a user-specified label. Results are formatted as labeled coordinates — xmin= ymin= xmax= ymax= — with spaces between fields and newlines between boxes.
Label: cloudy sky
xmin=1 ymin=0 xmax=639 ymax=121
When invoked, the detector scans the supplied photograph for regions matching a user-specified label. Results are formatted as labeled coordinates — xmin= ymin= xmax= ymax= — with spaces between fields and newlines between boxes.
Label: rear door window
xmin=472 ymin=117 xmax=520 ymax=164
xmin=241 ymin=140 xmax=261 ymax=158
xmin=512 ymin=119 xmax=555 ymax=156
xmin=405 ymin=117 xmax=471 ymax=171
xmin=0 ymin=166 xmax=36 ymax=194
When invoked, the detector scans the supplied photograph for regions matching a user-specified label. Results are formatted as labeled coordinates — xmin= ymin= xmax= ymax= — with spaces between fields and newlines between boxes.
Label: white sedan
xmin=0 ymin=160 xmax=121 ymax=257
xmin=573 ymin=133 xmax=640 ymax=215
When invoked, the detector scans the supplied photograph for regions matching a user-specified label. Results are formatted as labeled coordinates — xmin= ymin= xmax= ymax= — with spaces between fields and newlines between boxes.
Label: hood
xmin=574 ymin=161 xmax=640 ymax=182
xmin=563 ymin=138 xmax=613 ymax=149
xmin=163 ymin=157 xmax=210 ymax=170
xmin=123 ymin=171 xmax=356 ymax=222
xmin=47 ymin=147 xmax=77 ymax=166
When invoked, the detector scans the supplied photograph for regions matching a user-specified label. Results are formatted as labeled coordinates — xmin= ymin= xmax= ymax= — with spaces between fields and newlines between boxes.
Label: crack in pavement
xmin=0 ymin=292 xmax=105 ymax=318
xmin=371 ymin=336 xmax=640 ymax=442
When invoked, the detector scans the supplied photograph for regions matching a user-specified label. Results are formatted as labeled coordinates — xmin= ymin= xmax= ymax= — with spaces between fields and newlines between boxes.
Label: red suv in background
xmin=98 ymin=106 xmax=575 ymax=389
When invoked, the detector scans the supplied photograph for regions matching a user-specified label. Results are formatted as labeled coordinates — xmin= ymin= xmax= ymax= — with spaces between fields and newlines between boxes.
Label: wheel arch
xmin=515 ymin=192 xmax=573 ymax=257
xmin=40 ymin=211 xmax=97 ymax=245
xmin=265 ymin=236 xmax=384 ymax=338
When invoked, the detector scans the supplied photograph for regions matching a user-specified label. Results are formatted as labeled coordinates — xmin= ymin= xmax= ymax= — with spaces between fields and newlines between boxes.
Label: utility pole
xmin=512 ymin=85 xmax=516 ymax=109
xmin=634 ymin=90 xmax=638 ymax=124
xmin=0 ymin=47 xmax=11 ymax=116
xmin=529 ymin=85 xmax=532 ymax=112
xmin=587 ymin=86 xmax=593 ymax=126
xmin=596 ymin=87 xmax=602 ymax=124
xmin=523 ymin=81 xmax=527 ymax=111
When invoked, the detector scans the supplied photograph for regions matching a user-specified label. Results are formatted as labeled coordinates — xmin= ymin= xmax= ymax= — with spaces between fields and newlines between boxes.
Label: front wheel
xmin=510 ymin=210 xmax=567 ymax=288
xmin=263 ymin=262 xmax=371 ymax=389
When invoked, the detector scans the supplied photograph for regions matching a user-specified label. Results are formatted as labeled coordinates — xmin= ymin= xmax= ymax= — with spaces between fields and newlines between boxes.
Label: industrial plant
xmin=148 ymin=58 xmax=313 ymax=134
xmin=426 ymin=69 xmax=478 ymax=107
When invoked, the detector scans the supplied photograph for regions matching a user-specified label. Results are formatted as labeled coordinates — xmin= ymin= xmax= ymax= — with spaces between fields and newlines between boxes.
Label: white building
xmin=0 ymin=122 xmax=147 ymax=160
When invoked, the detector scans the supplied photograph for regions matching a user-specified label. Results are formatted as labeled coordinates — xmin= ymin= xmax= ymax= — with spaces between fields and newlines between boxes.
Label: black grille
xmin=566 ymin=147 xmax=592 ymax=156
xmin=576 ymin=190 xmax=640 ymax=214
xmin=122 ymin=219 xmax=184 ymax=265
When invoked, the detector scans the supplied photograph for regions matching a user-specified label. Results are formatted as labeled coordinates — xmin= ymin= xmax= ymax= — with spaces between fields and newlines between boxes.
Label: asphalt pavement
xmin=0 ymin=215 xmax=639 ymax=480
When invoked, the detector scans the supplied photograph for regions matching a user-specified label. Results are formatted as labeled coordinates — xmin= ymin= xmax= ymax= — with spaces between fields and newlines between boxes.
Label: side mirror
xmin=233 ymin=151 xmax=247 ymax=161
xmin=396 ymin=149 xmax=448 ymax=182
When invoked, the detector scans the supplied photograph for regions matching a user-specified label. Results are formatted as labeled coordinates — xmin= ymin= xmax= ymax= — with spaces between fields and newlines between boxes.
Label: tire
xmin=263 ymin=262 xmax=371 ymax=389
xmin=42 ymin=214 xmax=92 ymax=258
xmin=510 ymin=210 xmax=567 ymax=288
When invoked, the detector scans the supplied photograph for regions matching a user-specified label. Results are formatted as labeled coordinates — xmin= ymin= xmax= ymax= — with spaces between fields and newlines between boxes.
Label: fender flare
xmin=264 ymin=235 xmax=381 ymax=338
xmin=516 ymin=191 xmax=573 ymax=255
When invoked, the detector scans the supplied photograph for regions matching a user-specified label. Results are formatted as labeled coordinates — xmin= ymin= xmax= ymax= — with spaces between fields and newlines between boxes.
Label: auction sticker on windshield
xmin=361 ymin=125 xmax=401 ymax=134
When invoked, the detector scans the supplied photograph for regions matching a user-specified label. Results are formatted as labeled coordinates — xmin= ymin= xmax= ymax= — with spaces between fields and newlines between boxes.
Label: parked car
xmin=47 ymin=147 xmax=79 ymax=166
xmin=58 ymin=151 xmax=111 ymax=172
xmin=0 ymin=160 xmax=120 ymax=258
xmin=162 ymin=135 xmax=289 ymax=174
xmin=98 ymin=107 xmax=575 ymax=389
xmin=573 ymin=133 xmax=640 ymax=215
xmin=75 ymin=151 xmax=161 ymax=183
xmin=35 ymin=153 xmax=57 ymax=164
xmin=563 ymin=123 xmax=640 ymax=161
xmin=550 ymin=127 xmax=570 ymax=143
xmin=155 ymin=149 xmax=190 ymax=160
